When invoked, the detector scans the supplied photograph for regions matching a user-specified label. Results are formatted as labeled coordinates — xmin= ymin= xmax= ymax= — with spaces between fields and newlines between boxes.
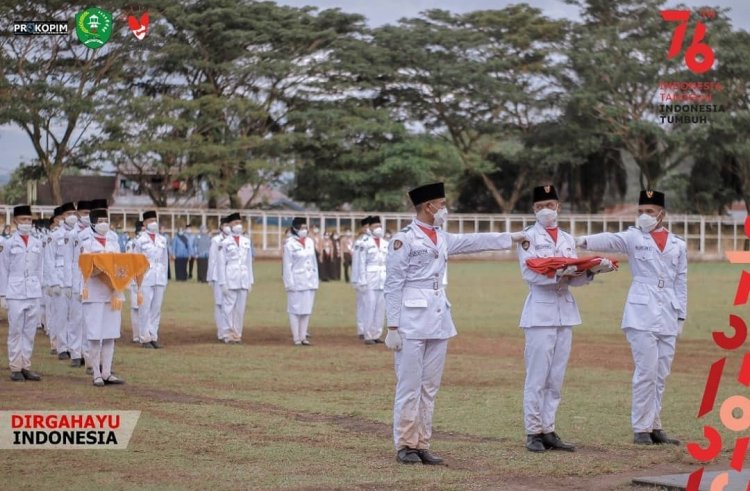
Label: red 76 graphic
xmin=661 ymin=10 xmax=715 ymax=74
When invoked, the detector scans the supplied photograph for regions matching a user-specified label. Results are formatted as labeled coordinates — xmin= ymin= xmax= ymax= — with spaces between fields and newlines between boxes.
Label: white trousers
xmin=139 ymin=285 xmax=165 ymax=343
xmin=222 ymin=289 xmax=248 ymax=341
xmin=363 ymin=289 xmax=384 ymax=341
xmin=129 ymin=288 xmax=139 ymax=342
xmin=624 ymin=328 xmax=677 ymax=432
xmin=46 ymin=291 xmax=58 ymax=349
xmin=523 ymin=326 xmax=572 ymax=434
xmin=68 ymin=295 xmax=87 ymax=361
xmin=52 ymin=294 xmax=70 ymax=354
xmin=355 ymin=289 xmax=366 ymax=335
xmin=211 ymin=283 xmax=226 ymax=339
xmin=288 ymin=314 xmax=311 ymax=344
xmin=88 ymin=338 xmax=115 ymax=381
xmin=393 ymin=338 xmax=448 ymax=450
xmin=7 ymin=299 xmax=39 ymax=371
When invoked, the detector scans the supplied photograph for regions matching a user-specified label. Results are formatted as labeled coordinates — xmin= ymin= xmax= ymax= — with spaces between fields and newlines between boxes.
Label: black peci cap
xmin=142 ymin=210 xmax=157 ymax=221
xmin=532 ymin=185 xmax=559 ymax=203
xmin=225 ymin=212 xmax=241 ymax=223
xmin=292 ymin=217 xmax=306 ymax=229
xmin=408 ymin=182 xmax=445 ymax=206
xmin=638 ymin=189 xmax=665 ymax=208
xmin=13 ymin=205 xmax=32 ymax=217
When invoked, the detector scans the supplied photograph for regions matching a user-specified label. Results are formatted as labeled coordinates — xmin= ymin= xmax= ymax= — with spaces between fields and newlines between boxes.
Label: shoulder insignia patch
xmin=393 ymin=240 xmax=403 ymax=250
xmin=80 ymin=246 xmax=84 ymax=254
xmin=521 ymin=240 xmax=530 ymax=251
xmin=64 ymin=237 xmax=69 ymax=244
xmin=47 ymin=237 xmax=52 ymax=243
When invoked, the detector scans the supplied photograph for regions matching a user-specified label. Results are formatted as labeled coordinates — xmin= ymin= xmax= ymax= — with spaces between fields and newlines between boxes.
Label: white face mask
xmin=221 ymin=225 xmax=231 ymax=236
xmin=94 ymin=222 xmax=110 ymax=235
xmin=431 ymin=205 xmax=448 ymax=228
xmin=637 ymin=213 xmax=661 ymax=233
xmin=296 ymin=228 xmax=308 ymax=238
xmin=64 ymin=215 xmax=78 ymax=227
xmin=79 ymin=215 xmax=91 ymax=226
xmin=535 ymin=208 xmax=557 ymax=228
xmin=231 ymin=224 xmax=243 ymax=236
xmin=146 ymin=222 xmax=159 ymax=233
xmin=17 ymin=223 xmax=32 ymax=235
xmin=372 ymin=226 xmax=384 ymax=238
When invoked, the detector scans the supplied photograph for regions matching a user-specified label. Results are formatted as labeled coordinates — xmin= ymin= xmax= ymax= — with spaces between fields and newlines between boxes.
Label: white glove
xmin=589 ymin=258 xmax=617 ymax=274
xmin=677 ymin=319 xmax=685 ymax=335
xmin=556 ymin=265 xmax=582 ymax=277
xmin=510 ymin=232 xmax=529 ymax=243
xmin=50 ymin=285 xmax=61 ymax=296
xmin=385 ymin=329 xmax=402 ymax=351
xmin=575 ymin=236 xmax=587 ymax=248
xmin=0 ymin=297 xmax=7 ymax=310
xmin=63 ymin=287 xmax=72 ymax=299
xmin=221 ymin=285 xmax=230 ymax=297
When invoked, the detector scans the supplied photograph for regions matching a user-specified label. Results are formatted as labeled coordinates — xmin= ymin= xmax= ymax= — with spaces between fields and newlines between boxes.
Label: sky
xmin=1 ymin=0 xmax=747 ymax=176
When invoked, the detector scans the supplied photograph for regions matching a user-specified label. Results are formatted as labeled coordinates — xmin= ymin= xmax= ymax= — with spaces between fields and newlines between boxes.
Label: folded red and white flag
xmin=526 ymin=257 xmax=619 ymax=278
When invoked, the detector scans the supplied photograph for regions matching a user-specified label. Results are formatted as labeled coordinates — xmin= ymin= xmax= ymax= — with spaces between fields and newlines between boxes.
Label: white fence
xmin=1 ymin=206 xmax=746 ymax=259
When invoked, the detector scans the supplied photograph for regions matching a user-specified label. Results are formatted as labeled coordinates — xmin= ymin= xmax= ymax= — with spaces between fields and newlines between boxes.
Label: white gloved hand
xmin=63 ymin=287 xmax=72 ymax=299
xmin=510 ymin=232 xmax=529 ymax=243
xmin=589 ymin=258 xmax=617 ymax=274
xmin=556 ymin=265 xmax=582 ymax=277
xmin=0 ymin=297 xmax=7 ymax=310
xmin=50 ymin=285 xmax=61 ymax=296
xmin=575 ymin=236 xmax=587 ymax=248
xmin=677 ymin=319 xmax=685 ymax=335
xmin=221 ymin=285 xmax=230 ymax=297
xmin=385 ymin=329 xmax=402 ymax=351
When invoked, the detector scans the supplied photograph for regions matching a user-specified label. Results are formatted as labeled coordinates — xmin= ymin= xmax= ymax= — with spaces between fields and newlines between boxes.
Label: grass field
xmin=1 ymin=259 xmax=746 ymax=490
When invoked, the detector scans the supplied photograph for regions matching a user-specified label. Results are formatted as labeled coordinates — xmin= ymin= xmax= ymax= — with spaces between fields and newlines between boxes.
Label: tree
xmin=100 ymin=0 xmax=369 ymax=208
xmin=373 ymin=6 xmax=568 ymax=211
xmin=564 ymin=0 xmax=694 ymax=190
xmin=0 ymin=0 xmax=129 ymax=203
xmin=290 ymin=101 xmax=460 ymax=210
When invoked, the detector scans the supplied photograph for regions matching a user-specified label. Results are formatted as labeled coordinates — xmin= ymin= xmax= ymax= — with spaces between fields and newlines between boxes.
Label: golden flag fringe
xmin=78 ymin=253 xmax=150 ymax=310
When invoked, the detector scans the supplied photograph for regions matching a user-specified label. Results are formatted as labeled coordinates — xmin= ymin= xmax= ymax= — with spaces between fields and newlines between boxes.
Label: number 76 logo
xmin=661 ymin=9 xmax=715 ymax=74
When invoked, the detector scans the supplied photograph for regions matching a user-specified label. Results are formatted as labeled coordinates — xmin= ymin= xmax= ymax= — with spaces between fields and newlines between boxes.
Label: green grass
xmin=0 ymin=260 xmax=744 ymax=490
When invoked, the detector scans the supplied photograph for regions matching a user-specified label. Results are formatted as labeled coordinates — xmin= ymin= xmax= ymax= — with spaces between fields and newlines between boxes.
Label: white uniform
xmin=358 ymin=235 xmax=388 ymax=341
xmin=81 ymin=230 xmax=123 ymax=382
xmin=216 ymin=234 xmax=254 ymax=342
xmin=282 ymin=235 xmax=319 ymax=343
xmin=41 ymin=229 xmax=59 ymax=350
xmin=351 ymin=233 xmax=370 ymax=337
xmin=208 ymin=232 xmax=228 ymax=339
xmin=583 ymin=226 xmax=688 ymax=433
xmin=125 ymin=237 xmax=140 ymax=342
xmin=70 ymin=224 xmax=92 ymax=364
xmin=47 ymin=225 xmax=75 ymax=357
xmin=517 ymin=223 xmax=592 ymax=435
xmin=384 ymin=218 xmax=514 ymax=450
xmin=134 ymin=231 xmax=169 ymax=343
xmin=0 ymin=233 xmax=44 ymax=372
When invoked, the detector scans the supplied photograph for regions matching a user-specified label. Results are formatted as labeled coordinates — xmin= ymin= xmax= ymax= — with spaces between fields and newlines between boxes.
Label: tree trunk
xmin=49 ymin=166 xmax=64 ymax=204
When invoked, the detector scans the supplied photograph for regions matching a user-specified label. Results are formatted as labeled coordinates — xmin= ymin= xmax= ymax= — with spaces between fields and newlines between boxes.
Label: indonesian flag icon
xmin=127 ymin=13 xmax=149 ymax=40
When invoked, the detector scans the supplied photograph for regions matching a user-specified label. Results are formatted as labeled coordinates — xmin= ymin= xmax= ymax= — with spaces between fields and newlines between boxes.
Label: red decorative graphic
xmin=127 ymin=13 xmax=149 ymax=40
xmin=661 ymin=9 xmax=715 ymax=74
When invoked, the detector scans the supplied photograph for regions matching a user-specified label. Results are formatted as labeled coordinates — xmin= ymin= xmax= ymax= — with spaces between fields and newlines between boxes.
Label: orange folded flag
xmin=79 ymin=253 xmax=149 ymax=310
xmin=526 ymin=257 xmax=619 ymax=278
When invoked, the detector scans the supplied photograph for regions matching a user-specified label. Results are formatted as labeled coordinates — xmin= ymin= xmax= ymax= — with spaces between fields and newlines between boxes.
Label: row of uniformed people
xmin=382 ymin=182 xmax=685 ymax=466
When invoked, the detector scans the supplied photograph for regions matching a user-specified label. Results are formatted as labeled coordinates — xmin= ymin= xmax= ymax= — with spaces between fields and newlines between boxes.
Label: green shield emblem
xmin=75 ymin=7 xmax=113 ymax=49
